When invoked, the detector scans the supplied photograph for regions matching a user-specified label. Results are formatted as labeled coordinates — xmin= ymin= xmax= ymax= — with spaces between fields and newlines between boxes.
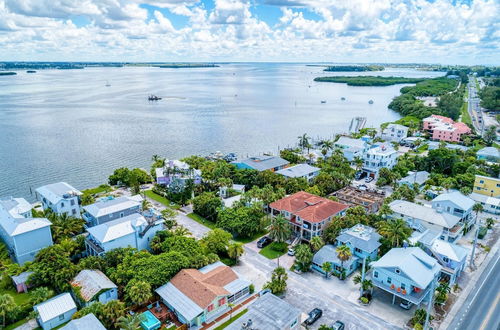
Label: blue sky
xmin=0 ymin=0 xmax=499 ymax=64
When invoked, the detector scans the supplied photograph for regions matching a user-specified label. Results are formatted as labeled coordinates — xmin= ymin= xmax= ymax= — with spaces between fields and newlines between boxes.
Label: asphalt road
xmin=447 ymin=250 xmax=500 ymax=330
xmin=467 ymin=78 xmax=485 ymax=135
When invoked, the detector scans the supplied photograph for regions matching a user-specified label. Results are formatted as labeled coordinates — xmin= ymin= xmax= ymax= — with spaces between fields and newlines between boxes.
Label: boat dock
xmin=349 ymin=117 xmax=367 ymax=134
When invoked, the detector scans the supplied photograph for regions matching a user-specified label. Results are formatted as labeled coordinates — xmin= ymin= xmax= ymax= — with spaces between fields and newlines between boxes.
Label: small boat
xmin=341 ymin=97 xmax=346 ymax=101
xmin=148 ymin=95 xmax=162 ymax=101
xmin=26 ymin=70 xmax=37 ymax=73
xmin=105 ymin=80 xmax=111 ymax=87
xmin=321 ymin=100 xmax=327 ymax=104
xmin=368 ymin=100 xmax=374 ymax=104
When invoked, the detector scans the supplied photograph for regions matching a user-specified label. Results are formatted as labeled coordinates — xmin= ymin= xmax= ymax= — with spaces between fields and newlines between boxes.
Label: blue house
xmin=83 ymin=195 xmax=143 ymax=227
xmin=34 ymin=293 xmax=77 ymax=330
xmin=36 ymin=182 xmax=82 ymax=218
xmin=432 ymin=191 xmax=475 ymax=229
xmin=334 ymin=136 xmax=369 ymax=162
xmin=231 ymin=156 xmax=289 ymax=172
xmin=476 ymin=147 xmax=500 ymax=162
xmin=312 ymin=224 xmax=380 ymax=277
xmin=398 ymin=171 xmax=430 ymax=188
xmin=60 ymin=314 xmax=106 ymax=330
xmin=370 ymin=247 xmax=442 ymax=308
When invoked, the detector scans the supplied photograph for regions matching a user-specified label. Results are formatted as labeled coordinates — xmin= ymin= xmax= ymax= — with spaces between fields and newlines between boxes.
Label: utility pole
xmin=470 ymin=223 xmax=480 ymax=269
xmin=424 ymin=279 xmax=435 ymax=330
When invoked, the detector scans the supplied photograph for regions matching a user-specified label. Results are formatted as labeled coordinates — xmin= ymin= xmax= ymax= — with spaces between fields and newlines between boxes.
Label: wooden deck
xmin=135 ymin=301 xmax=183 ymax=329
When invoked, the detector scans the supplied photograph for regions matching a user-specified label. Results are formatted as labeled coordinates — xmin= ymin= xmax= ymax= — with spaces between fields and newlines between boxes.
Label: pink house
xmin=423 ymin=115 xmax=471 ymax=142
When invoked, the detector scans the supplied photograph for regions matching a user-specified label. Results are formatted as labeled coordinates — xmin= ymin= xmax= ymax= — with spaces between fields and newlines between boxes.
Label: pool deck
xmin=136 ymin=301 xmax=182 ymax=329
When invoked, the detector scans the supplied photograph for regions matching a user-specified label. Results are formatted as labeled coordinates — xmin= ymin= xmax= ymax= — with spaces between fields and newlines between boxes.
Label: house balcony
xmin=369 ymin=276 xmax=430 ymax=305
xmin=85 ymin=237 xmax=104 ymax=255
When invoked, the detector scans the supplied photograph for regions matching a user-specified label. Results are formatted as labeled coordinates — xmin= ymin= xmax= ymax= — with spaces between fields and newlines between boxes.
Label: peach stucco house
xmin=423 ymin=115 xmax=471 ymax=143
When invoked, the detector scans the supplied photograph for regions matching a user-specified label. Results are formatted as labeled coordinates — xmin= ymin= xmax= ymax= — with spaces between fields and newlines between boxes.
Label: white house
xmin=34 ymin=293 xmax=77 ymax=330
xmin=381 ymin=124 xmax=409 ymax=142
xmin=71 ymin=270 xmax=118 ymax=307
xmin=36 ymin=182 xmax=82 ymax=218
xmin=469 ymin=193 xmax=500 ymax=215
xmin=334 ymin=136 xmax=369 ymax=162
xmin=82 ymin=195 xmax=143 ymax=227
xmin=432 ymin=191 xmax=475 ymax=229
xmin=0 ymin=197 xmax=53 ymax=264
xmin=276 ymin=164 xmax=320 ymax=182
xmin=85 ymin=213 xmax=163 ymax=256
xmin=362 ymin=144 xmax=399 ymax=179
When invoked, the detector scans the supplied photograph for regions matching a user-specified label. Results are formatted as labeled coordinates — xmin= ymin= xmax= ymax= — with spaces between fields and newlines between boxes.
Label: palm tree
xmin=377 ymin=219 xmax=412 ymax=247
xmin=141 ymin=198 xmax=151 ymax=210
xmin=310 ymin=236 xmax=324 ymax=252
xmin=102 ymin=300 xmax=126 ymax=329
xmin=353 ymin=157 xmax=364 ymax=171
xmin=336 ymin=245 xmax=352 ymax=278
xmin=0 ymin=294 xmax=15 ymax=328
xmin=116 ymin=314 xmax=144 ymax=330
xmin=470 ymin=203 xmax=484 ymax=267
xmin=268 ymin=215 xmax=291 ymax=243
xmin=298 ymin=133 xmax=310 ymax=151
xmin=125 ymin=280 xmax=152 ymax=306
xmin=228 ymin=303 xmax=235 ymax=320
xmin=227 ymin=242 xmax=244 ymax=261
xmin=321 ymin=262 xmax=332 ymax=278
xmin=320 ymin=140 xmax=334 ymax=156
xmin=473 ymin=203 xmax=484 ymax=223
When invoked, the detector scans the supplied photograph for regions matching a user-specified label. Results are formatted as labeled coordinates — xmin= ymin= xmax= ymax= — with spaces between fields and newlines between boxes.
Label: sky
xmin=0 ymin=0 xmax=499 ymax=64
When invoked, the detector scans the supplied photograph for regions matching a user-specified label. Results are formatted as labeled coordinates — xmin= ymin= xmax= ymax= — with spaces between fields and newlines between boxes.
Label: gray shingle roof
xmin=60 ymin=314 xmax=106 ymax=330
xmin=337 ymin=224 xmax=381 ymax=253
xmin=398 ymin=171 xmax=430 ymax=186
xmin=389 ymin=200 xmax=461 ymax=229
xmin=83 ymin=195 xmax=142 ymax=218
xmin=276 ymin=164 xmax=320 ymax=178
xmin=432 ymin=191 xmax=475 ymax=211
xmin=226 ymin=293 xmax=300 ymax=330
xmin=86 ymin=213 xmax=147 ymax=243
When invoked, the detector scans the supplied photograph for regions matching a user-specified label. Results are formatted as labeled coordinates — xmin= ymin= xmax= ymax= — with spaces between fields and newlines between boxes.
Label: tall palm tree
xmin=310 ymin=236 xmax=324 ymax=252
xmin=473 ymin=203 xmax=484 ymax=224
xmin=227 ymin=242 xmax=244 ymax=261
xmin=116 ymin=314 xmax=144 ymax=330
xmin=298 ymin=133 xmax=310 ymax=151
xmin=320 ymin=140 xmax=334 ymax=156
xmin=336 ymin=245 xmax=352 ymax=274
xmin=0 ymin=294 xmax=15 ymax=328
xmin=377 ymin=219 xmax=412 ymax=247
xmin=141 ymin=198 xmax=151 ymax=211
xmin=268 ymin=215 xmax=291 ymax=243
xmin=321 ymin=262 xmax=332 ymax=278
xmin=353 ymin=157 xmax=364 ymax=171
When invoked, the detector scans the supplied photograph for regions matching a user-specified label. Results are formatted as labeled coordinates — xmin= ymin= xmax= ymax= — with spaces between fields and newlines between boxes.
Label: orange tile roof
xmin=170 ymin=265 xmax=238 ymax=309
xmin=270 ymin=191 xmax=349 ymax=223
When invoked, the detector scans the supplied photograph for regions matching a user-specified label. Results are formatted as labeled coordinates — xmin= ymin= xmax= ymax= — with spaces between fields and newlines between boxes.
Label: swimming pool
xmin=140 ymin=310 xmax=161 ymax=330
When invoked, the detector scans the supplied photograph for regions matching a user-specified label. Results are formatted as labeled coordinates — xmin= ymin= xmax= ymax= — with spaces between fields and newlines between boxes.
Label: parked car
xmin=400 ymin=300 xmax=411 ymax=310
xmin=365 ymin=177 xmax=374 ymax=183
xmin=304 ymin=308 xmax=322 ymax=325
xmin=354 ymin=171 xmax=366 ymax=180
xmin=357 ymin=184 xmax=368 ymax=191
xmin=259 ymin=289 xmax=271 ymax=296
xmin=257 ymin=236 xmax=272 ymax=248
xmin=331 ymin=321 xmax=345 ymax=330
xmin=287 ymin=248 xmax=295 ymax=256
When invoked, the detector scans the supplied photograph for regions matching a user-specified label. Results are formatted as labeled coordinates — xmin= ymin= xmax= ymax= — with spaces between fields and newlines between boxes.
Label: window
xmin=61 ymin=202 xmax=65 ymax=207
xmin=120 ymin=212 xmax=124 ymax=218
xmin=374 ymin=271 xmax=378 ymax=278
xmin=355 ymin=247 xmax=362 ymax=254
xmin=479 ymin=180 xmax=484 ymax=184
xmin=387 ymin=277 xmax=392 ymax=284
xmin=218 ymin=297 xmax=226 ymax=306
xmin=72 ymin=209 xmax=76 ymax=215
xmin=71 ymin=200 xmax=75 ymax=206
xmin=443 ymin=257 xmax=449 ymax=263
xmin=290 ymin=319 xmax=298 ymax=328
xmin=401 ymin=283 xmax=406 ymax=290
xmin=207 ymin=304 xmax=214 ymax=312
xmin=59 ymin=315 xmax=64 ymax=321
xmin=395 ymin=269 xmax=400 ymax=274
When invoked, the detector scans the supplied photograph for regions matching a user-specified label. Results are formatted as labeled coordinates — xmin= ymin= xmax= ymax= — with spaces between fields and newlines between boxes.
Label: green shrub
xmin=269 ymin=242 xmax=288 ymax=253
xmin=360 ymin=297 xmax=369 ymax=304
xmin=249 ymin=284 xmax=255 ymax=294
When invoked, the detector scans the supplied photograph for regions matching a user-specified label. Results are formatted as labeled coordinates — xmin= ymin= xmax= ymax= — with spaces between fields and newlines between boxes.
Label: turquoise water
xmin=141 ymin=311 xmax=161 ymax=330
xmin=0 ymin=63 xmax=443 ymax=200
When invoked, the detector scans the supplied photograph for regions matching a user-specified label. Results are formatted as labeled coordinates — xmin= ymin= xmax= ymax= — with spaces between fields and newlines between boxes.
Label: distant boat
xmin=321 ymin=100 xmax=327 ymax=104
xmin=341 ymin=97 xmax=346 ymax=101
xmin=148 ymin=95 xmax=162 ymax=101
xmin=26 ymin=70 xmax=36 ymax=73
xmin=105 ymin=80 xmax=111 ymax=87
xmin=368 ymin=100 xmax=374 ymax=104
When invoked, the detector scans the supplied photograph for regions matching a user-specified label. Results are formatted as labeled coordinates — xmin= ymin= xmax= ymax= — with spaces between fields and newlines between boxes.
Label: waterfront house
xmin=276 ymin=164 xmax=320 ymax=182
xmin=423 ymin=115 xmax=471 ymax=142
xmin=476 ymin=147 xmax=499 ymax=163
xmin=71 ymin=270 xmax=118 ymax=307
xmin=474 ymin=175 xmax=500 ymax=197
xmin=331 ymin=186 xmax=385 ymax=213
xmin=34 ymin=292 xmax=77 ymax=330
xmin=226 ymin=293 xmax=301 ymax=330
xmin=398 ymin=171 xmax=430 ymax=188
xmin=312 ymin=224 xmax=380 ymax=277
xmin=432 ymin=191 xmax=474 ymax=227
xmin=369 ymin=247 xmax=442 ymax=307
xmin=155 ymin=159 xmax=202 ymax=188
xmin=36 ymin=182 xmax=82 ymax=218
xmin=85 ymin=213 xmax=163 ymax=256
xmin=11 ymin=271 xmax=34 ymax=293
xmin=155 ymin=261 xmax=251 ymax=328
xmin=269 ymin=191 xmax=349 ymax=242
xmin=389 ymin=200 xmax=463 ymax=242
xmin=82 ymin=195 xmax=142 ymax=227
xmin=334 ymin=136 xmax=369 ymax=162
xmin=380 ymin=123 xmax=409 ymax=142
xmin=362 ymin=144 xmax=398 ymax=179
xmin=60 ymin=314 xmax=106 ymax=330
xmin=469 ymin=193 xmax=500 ymax=215
xmin=231 ymin=156 xmax=289 ymax=172
xmin=0 ymin=197 xmax=53 ymax=264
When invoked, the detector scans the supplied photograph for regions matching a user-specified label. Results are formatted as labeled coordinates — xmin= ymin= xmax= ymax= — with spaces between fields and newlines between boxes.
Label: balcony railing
xmin=85 ymin=238 xmax=104 ymax=254
xmin=369 ymin=276 xmax=430 ymax=305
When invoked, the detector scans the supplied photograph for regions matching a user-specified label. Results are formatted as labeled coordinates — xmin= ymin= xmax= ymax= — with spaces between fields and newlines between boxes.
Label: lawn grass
xmin=143 ymin=190 xmax=180 ymax=209
xmin=213 ymin=309 xmax=248 ymax=330
xmin=5 ymin=318 xmax=30 ymax=330
xmin=234 ymin=230 xmax=267 ymax=244
xmin=0 ymin=287 xmax=31 ymax=306
xmin=81 ymin=184 xmax=112 ymax=195
xmin=259 ymin=244 xmax=287 ymax=259
xmin=187 ymin=213 xmax=217 ymax=229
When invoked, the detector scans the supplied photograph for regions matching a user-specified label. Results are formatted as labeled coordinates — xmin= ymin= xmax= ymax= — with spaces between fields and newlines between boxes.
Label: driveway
xmin=234 ymin=247 xmax=404 ymax=330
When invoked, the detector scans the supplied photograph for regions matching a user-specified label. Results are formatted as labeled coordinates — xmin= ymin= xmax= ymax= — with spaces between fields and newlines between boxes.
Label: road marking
xmin=479 ymin=291 xmax=500 ymax=330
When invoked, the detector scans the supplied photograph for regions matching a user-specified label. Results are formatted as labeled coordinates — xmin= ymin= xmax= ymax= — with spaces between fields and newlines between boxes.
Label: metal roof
xmin=60 ymin=313 xmax=106 ymax=330
xmin=431 ymin=240 xmax=469 ymax=262
xmin=0 ymin=198 xmax=52 ymax=236
xmin=86 ymin=213 xmax=147 ymax=243
xmin=71 ymin=270 xmax=117 ymax=302
xmin=371 ymin=247 xmax=441 ymax=288
xmin=224 ymin=278 xmax=252 ymax=295
xmin=0 ymin=197 xmax=32 ymax=217
xmin=276 ymin=164 xmax=320 ymax=178
xmin=337 ymin=224 xmax=381 ymax=253
xmin=83 ymin=195 xmax=142 ymax=218
xmin=398 ymin=171 xmax=430 ymax=186
xmin=34 ymin=292 xmax=77 ymax=323
xmin=156 ymin=282 xmax=203 ymax=322
xmin=36 ymin=182 xmax=81 ymax=205
xmin=226 ymin=293 xmax=300 ymax=330
xmin=432 ymin=191 xmax=475 ymax=211
xmin=335 ymin=136 xmax=367 ymax=149
xmin=389 ymin=200 xmax=460 ymax=229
